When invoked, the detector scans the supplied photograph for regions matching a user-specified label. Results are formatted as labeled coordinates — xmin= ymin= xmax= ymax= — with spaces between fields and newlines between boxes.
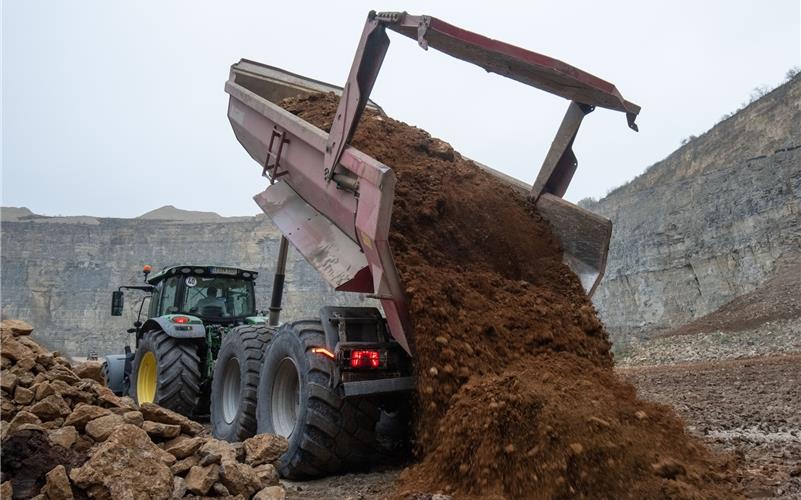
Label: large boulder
xmin=63 ymin=404 xmax=111 ymax=430
xmin=163 ymin=435 xmax=204 ymax=459
xmin=84 ymin=414 xmax=126 ymax=442
xmin=49 ymin=380 xmax=96 ymax=406
xmin=48 ymin=426 xmax=78 ymax=449
xmin=41 ymin=464 xmax=74 ymax=500
xmin=28 ymin=394 xmax=71 ymax=421
xmin=142 ymin=420 xmax=181 ymax=440
xmin=121 ymin=411 xmax=143 ymax=426
xmin=184 ymin=464 xmax=219 ymax=496
xmin=0 ymin=334 xmax=35 ymax=362
xmin=69 ymin=424 xmax=174 ymax=500
xmin=91 ymin=385 xmax=136 ymax=410
xmin=139 ymin=402 xmax=204 ymax=435
xmin=14 ymin=385 xmax=34 ymax=405
xmin=254 ymin=485 xmax=287 ymax=500
xmin=253 ymin=463 xmax=280 ymax=488
xmin=0 ymin=320 xmax=34 ymax=337
xmin=44 ymin=365 xmax=80 ymax=385
xmin=33 ymin=381 xmax=56 ymax=401
xmin=219 ymin=459 xmax=261 ymax=497
xmin=1 ymin=370 xmax=18 ymax=393
xmin=243 ymin=434 xmax=289 ymax=466
xmin=170 ymin=455 xmax=199 ymax=476
xmin=72 ymin=361 xmax=105 ymax=385
xmin=6 ymin=410 xmax=41 ymax=434
xmin=197 ymin=438 xmax=237 ymax=465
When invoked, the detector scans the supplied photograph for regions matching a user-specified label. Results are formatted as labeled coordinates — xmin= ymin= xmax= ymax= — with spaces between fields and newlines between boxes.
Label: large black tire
xmin=101 ymin=360 xmax=110 ymax=389
xmin=211 ymin=324 xmax=274 ymax=442
xmin=256 ymin=319 xmax=380 ymax=479
xmin=129 ymin=329 xmax=201 ymax=416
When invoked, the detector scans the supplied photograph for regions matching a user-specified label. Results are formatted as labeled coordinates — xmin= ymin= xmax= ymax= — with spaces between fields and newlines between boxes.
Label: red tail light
xmin=350 ymin=350 xmax=381 ymax=369
xmin=171 ymin=316 xmax=191 ymax=324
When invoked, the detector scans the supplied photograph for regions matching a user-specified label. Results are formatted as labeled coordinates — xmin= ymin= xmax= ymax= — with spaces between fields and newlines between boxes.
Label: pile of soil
xmin=281 ymin=93 xmax=739 ymax=498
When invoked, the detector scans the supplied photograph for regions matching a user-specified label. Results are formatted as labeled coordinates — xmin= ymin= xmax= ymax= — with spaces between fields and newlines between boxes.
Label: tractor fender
xmin=103 ymin=354 xmax=128 ymax=396
xmin=141 ymin=316 xmax=206 ymax=340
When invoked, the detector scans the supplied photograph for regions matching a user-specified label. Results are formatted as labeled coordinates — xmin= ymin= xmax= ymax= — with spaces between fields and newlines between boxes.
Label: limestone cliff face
xmin=0 ymin=211 xmax=370 ymax=357
xmin=584 ymin=76 xmax=801 ymax=345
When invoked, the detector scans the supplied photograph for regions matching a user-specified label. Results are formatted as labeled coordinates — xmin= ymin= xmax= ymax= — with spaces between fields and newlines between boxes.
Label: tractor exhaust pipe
xmin=269 ymin=236 xmax=289 ymax=326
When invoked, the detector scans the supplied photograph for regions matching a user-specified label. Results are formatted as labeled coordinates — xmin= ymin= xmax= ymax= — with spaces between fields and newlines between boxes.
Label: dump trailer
xmin=218 ymin=11 xmax=639 ymax=478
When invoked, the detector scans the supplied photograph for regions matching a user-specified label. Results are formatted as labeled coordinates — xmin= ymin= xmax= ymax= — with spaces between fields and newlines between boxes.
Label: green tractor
xmin=105 ymin=264 xmax=273 ymax=428
xmin=107 ymin=260 xmax=414 ymax=472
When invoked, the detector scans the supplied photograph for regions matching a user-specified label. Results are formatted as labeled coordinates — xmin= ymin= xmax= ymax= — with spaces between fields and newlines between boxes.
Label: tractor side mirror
xmin=111 ymin=291 xmax=124 ymax=316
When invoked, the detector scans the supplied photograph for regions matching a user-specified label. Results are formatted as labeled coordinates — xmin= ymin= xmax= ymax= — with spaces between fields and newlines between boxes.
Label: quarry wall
xmin=584 ymin=76 xmax=801 ymax=344
xmin=0 ymin=211 xmax=370 ymax=357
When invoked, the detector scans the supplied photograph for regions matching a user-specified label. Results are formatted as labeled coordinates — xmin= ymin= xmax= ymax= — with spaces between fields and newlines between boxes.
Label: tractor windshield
xmin=180 ymin=276 xmax=255 ymax=319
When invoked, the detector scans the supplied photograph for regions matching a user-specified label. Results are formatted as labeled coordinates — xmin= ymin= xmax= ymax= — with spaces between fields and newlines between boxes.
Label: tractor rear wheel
xmin=256 ymin=319 xmax=380 ymax=479
xmin=211 ymin=324 xmax=274 ymax=442
xmin=129 ymin=329 xmax=201 ymax=416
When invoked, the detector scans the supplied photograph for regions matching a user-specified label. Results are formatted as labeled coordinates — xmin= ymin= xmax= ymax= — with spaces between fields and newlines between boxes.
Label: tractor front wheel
xmin=129 ymin=329 xmax=201 ymax=416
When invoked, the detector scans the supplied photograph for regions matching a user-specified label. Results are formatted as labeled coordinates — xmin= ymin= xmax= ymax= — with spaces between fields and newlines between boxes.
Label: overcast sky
xmin=2 ymin=1 xmax=799 ymax=217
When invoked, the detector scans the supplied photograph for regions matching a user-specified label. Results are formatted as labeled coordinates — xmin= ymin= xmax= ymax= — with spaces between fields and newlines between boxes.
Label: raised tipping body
xmin=225 ymin=11 xmax=640 ymax=354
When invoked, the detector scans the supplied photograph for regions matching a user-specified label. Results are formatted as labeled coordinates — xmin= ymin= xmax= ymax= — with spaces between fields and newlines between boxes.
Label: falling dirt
xmin=280 ymin=93 xmax=739 ymax=498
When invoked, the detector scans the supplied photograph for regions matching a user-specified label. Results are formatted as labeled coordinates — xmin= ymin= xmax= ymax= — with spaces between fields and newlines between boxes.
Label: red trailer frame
xmin=225 ymin=11 xmax=640 ymax=354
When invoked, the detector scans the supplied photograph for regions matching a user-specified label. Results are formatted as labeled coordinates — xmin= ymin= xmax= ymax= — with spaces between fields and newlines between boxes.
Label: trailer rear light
xmin=171 ymin=316 xmax=191 ymax=324
xmin=350 ymin=350 xmax=381 ymax=369
xmin=312 ymin=347 xmax=335 ymax=359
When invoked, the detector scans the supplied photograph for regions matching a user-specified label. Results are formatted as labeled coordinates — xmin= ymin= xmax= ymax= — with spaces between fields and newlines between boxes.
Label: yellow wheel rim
xmin=137 ymin=351 xmax=158 ymax=403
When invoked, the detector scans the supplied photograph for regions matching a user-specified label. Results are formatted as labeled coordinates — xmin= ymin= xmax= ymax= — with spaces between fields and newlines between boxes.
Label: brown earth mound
xmin=281 ymin=93 xmax=739 ymax=498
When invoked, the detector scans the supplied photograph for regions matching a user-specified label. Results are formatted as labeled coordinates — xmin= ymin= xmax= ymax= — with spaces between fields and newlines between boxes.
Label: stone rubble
xmin=0 ymin=319 xmax=289 ymax=499
xmin=616 ymin=317 xmax=801 ymax=367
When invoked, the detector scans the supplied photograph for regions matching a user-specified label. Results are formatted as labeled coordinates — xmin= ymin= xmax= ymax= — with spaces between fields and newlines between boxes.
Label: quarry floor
xmin=619 ymin=354 xmax=801 ymax=499
xmin=281 ymin=322 xmax=801 ymax=499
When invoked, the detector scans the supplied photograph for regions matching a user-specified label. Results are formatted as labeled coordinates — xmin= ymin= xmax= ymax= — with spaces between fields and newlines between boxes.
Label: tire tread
xmin=274 ymin=319 xmax=380 ymax=478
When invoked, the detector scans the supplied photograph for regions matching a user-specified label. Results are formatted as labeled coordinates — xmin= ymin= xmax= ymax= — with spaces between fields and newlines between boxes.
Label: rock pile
xmin=0 ymin=319 xmax=288 ymax=500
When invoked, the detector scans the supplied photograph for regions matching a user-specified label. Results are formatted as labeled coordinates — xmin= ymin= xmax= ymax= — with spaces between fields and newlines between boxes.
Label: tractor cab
xmin=146 ymin=265 xmax=259 ymax=323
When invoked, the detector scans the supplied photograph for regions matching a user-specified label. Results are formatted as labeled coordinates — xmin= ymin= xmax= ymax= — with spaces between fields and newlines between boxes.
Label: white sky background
xmin=2 ymin=0 xmax=799 ymax=217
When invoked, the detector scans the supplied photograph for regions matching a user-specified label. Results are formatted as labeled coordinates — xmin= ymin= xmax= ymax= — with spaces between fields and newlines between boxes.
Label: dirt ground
xmin=619 ymin=355 xmax=801 ymax=499
xmin=283 ymin=470 xmax=400 ymax=500
xmin=279 ymin=353 xmax=800 ymax=499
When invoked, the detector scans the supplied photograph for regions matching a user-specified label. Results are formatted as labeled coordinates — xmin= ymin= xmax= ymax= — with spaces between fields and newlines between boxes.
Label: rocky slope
xmin=0 ymin=207 xmax=370 ymax=358
xmin=584 ymin=75 xmax=801 ymax=345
